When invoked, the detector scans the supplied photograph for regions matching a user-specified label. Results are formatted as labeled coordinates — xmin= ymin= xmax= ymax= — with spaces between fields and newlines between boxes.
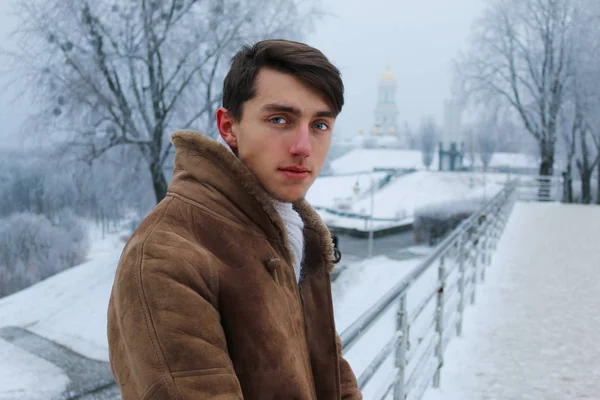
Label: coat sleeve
xmin=336 ymin=333 xmax=363 ymax=399
xmin=108 ymin=238 xmax=243 ymax=400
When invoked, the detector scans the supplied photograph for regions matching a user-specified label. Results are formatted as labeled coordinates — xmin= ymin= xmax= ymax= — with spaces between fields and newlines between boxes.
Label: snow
xmin=329 ymin=147 xmax=536 ymax=175
xmin=0 ymin=222 xmax=129 ymax=399
xmin=468 ymin=151 xmax=539 ymax=170
xmin=0 ymin=217 xmax=430 ymax=399
xmin=333 ymin=251 xmax=444 ymax=400
xmin=422 ymin=202 xmax=600 ymax=400
xmin=0 ymin=339 xmax=69 ymax=400
xmin=0 ymin=223 xmax=128 ymax=360
xmin=316 ymin=209 xmax=413 ymax=231
xmin=318 ymin=171 xmax=508 ymax=230
xmin=332 ymin=253 xmax=427 ymax=333
xmin=311 ymin=149 xmax=522 ymax=233
xmin=306 ymin=171 xmax=388 ymax=209
xmin=4 ymin=199 xmax=599 ymax=400
xmin=331 ymin=148 xmax=439 ymax=174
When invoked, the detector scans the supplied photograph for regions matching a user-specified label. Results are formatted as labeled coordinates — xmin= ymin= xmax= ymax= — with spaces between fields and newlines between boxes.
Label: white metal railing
xmin=340 ymin=180 xmax=518 ymax=400
xmin=513 ymin=174 xmax=562 ymax=202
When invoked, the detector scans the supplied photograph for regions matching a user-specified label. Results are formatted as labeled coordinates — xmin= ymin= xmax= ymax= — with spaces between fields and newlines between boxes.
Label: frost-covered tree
xmin=475 ymin=113 xmax=499 ymax=170
xmin=0 ymin=212 xmax=90 ymax=297
xmin=549 ymin=0 xmax=600 ymax=203
xmin=456 ymin=0 xmax=575 ymax=176
xmin=0 ymin=145 xmax=154 ymax=223
xmin=6 ymin=0 xmax=321 ymax=203
xmin=567 ymin=0 xmax=600 ymax=203
xmin=419 ymin=116 xmax=438 ymax=170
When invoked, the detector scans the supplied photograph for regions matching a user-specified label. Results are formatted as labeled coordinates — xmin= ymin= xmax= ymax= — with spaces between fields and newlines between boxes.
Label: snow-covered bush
xmin=413 ymin=198 xmax=484 ymax=246
xmin=54 ymin=209 xmax=91 ymax=266
xmin=0 ymin=211 xmax=90 ymax=297
xmin=0 ymin=146 xmax=154 ymax=222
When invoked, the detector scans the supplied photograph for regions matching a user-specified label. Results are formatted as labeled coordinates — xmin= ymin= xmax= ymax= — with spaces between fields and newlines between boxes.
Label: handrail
xmin=340 ymin=180 xmax=518 ymax=399
xmin=513 ymin=174 xmax=562 ymax=202
xmin=340 ymin=182 xmax=513 ymax=348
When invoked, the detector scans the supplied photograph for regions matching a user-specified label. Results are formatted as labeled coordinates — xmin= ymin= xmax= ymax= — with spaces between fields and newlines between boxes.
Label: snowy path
xmin=424 ymin=202 xmax=600 ymax=400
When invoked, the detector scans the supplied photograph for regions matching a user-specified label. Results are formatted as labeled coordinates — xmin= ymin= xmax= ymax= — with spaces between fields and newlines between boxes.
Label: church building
xmin=354 ymin=64 xmax=412 ymax=149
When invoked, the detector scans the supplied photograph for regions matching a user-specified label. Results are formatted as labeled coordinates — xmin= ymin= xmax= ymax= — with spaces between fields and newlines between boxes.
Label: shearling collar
xmin=168 ymin=129 xmax=336 ymax=274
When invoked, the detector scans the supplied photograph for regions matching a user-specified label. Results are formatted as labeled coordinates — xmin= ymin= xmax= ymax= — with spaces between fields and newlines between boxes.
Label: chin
xmin=273 ymin=193 xmax=305 ymax=203
xmin=270 ymin=188 xmax=306 ymax=203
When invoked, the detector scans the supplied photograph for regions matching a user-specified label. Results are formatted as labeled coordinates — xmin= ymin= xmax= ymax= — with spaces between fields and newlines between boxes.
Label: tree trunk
xmin=538 ymin=139 xmax=555 ymax=176
xmin=562 ymin=167 xmax=573 ymax=203
xmin=150 ymin=159 xmax=168 ymax=204
xmin=577 ymin=129 xmax=592 ymax=204
xmin=580 ymin=170 xmax=592 ymax=204
xmin=538 ymin=139 xmax=555 ymax=200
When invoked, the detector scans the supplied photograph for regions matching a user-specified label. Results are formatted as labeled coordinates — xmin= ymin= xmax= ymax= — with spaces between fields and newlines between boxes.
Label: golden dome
xmin=380 ymin=63 xmax=395 ymax=81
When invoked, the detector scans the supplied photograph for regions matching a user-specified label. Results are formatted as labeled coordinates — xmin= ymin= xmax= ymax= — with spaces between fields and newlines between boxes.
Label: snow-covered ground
xmin=422 ymin=202 xmax=600 ymax=400
xmin=333 ymin=250 xmax=440 ymax=399
xmin=3 ymin=200 xmax=598 ymax=400
xmin=0 ymin=339 xmax=70 ymax=400
xmin=312 ymin=149 xmax=525 ymax=232
xmin=316 ymin=210 xmax=413 ymax=231
xmin=0 ymin=223 xmax=129 ymax=361
xmin=352 ymin=171 xmax=506 ymax=220
xmin=329 ymin=148 xmax=538 ymax=176
xmin=315 ymin=171 xmax=508 ymax=230
xmin=0 ymin=223 xmax=130 ymax=399
xmin=467 ymin=152 xmax=539 ymax=170
xmin=331 ymin=148 xmax=440 ymax=174
xmin=306 ymin=171 xmax=388 ymax=210
xmin=0 ymin=218 xmax=431 ymax=399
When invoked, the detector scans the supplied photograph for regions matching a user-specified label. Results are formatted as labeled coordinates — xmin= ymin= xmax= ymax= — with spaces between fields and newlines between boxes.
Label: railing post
xmin=493 ymin=205 xmax=501 ymax=250
xmin=456 ymin=232 xmax=466 ymax=337
xmin=482 ymin=212 xmax=493 ymax=279
xmin=487 ymin=212 xmax=496 ymax=264
xmin=470 ymin=234 xmax=478 ymax=305
xmin=480 ymin=221 xmax=487 ymax=283
xmin=394 ymin=293 xmax=408 ymax=400
xmin=488 ymin=207 xmax=496 ymax=251
xmin=433 ymin=256 xmax=445 ymax=388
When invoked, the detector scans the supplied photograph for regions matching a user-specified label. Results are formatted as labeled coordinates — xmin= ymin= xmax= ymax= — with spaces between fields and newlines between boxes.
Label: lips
xmin=280 ymin=166 xmax=310 ymax=173
xmin=279 ymin=166 xmax=311 ymax=180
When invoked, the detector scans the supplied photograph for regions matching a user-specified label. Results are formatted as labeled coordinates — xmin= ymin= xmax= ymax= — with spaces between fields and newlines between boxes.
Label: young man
xmin=107 ymin=39 xmax=362 ymax=399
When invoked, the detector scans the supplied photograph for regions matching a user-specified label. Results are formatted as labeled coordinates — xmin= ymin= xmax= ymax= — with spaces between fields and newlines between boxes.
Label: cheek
xmin=242 ymin=137 xmax=281 ymax=172
xmin=312 ymin=136 xmax=331 ymax=161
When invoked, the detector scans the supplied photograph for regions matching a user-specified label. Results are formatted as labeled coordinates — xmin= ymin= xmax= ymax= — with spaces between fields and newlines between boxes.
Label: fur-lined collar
xmin=168 ymin=129 xmax=335 ymax=274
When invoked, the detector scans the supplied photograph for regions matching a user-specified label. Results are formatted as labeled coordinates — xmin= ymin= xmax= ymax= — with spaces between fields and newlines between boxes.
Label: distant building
xmin=373 ymin=64 xmax=399 ymax=136
xmin=352 ymin=64 xmax=411 ymax=149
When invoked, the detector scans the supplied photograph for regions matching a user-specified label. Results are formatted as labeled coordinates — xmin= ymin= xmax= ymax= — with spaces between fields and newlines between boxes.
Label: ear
xmin=216 ymin=107 xmax=238 ymax=150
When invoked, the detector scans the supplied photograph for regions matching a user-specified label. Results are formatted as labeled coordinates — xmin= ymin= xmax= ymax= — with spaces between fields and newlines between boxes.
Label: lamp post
xmin=368 ymin=180 xmax=375 ymax=258
xmin=354 ymin=173 xmax=376 ymax=258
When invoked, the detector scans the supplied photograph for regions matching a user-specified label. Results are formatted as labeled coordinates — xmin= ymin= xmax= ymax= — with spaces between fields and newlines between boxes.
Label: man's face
xmin=217 ymin=68 xmax=335 ymax=203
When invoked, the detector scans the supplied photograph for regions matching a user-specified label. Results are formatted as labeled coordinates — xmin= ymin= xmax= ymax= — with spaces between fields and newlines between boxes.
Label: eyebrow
xmin=260 ymin=103 xmax=335 ymax=119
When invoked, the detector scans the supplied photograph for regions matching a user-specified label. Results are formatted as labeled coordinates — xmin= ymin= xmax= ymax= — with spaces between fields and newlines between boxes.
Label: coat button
xmin=265 ymin=258 xmax=281 ymax=271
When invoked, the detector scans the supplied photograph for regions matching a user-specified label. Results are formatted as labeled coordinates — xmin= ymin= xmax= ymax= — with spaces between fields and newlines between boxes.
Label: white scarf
xmin=216 ymin=135 xmax=305 ymax=282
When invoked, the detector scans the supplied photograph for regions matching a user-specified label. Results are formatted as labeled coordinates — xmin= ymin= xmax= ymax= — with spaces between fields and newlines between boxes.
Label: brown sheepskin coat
xmin=107 ymin=130 xmax=361 ymax=399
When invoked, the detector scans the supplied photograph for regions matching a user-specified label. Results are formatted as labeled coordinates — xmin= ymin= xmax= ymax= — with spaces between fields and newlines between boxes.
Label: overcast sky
xmin=306 ymin=0 xmax=484 ymax=137
xmin=0 ymin=0 xmax=484 ymax=149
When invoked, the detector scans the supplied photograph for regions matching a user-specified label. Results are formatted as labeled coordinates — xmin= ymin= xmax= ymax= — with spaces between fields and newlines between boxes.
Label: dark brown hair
xmin=222 ymin=39 xmax=344 ymax=121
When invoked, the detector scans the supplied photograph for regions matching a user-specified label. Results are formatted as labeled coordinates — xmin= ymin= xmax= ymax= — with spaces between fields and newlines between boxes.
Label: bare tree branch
xmin=9 ymin=0 xmax=321 ymax=203
xmin=455 ymin=0 xmax=574 ymax=175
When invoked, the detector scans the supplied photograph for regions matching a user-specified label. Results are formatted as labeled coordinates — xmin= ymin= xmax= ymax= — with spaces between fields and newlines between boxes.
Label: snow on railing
xmin=340 ymin=181 xmax=519 ymax=400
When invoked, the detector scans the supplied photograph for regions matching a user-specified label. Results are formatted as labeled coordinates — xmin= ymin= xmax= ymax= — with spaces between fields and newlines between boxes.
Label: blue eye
xmin=313 ymin=122 xmax=329 ymax=131
xmin=269 ymin=117 xmax=287 ymax=125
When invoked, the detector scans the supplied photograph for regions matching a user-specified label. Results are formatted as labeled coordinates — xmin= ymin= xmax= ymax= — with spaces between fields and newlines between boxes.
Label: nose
xmin=290 ymin=125 xmax=312 ymax=158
